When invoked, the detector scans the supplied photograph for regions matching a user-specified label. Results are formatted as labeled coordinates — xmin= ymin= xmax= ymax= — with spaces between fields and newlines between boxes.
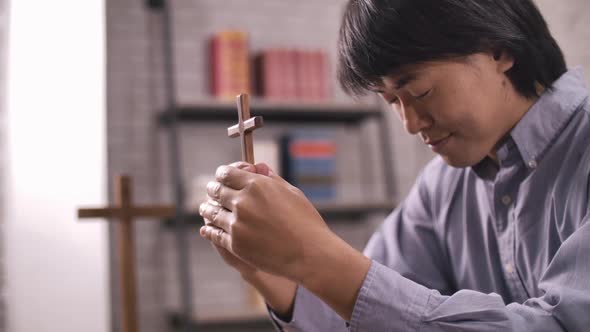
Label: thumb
xmin=254 ymin=162 xmax=272 ymax=176
xmin=229 ymin=161 xmax=256 ymax=173
xmin=255 ymin=162 xmax=292 ymax=186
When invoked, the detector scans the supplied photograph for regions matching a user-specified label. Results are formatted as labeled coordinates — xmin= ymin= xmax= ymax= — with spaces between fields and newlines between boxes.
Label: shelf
xmin=169 ymin=310 xmax=274 ymax=331
xmin=163 ymin=200 xmax=396 ymax=227
xmin=314 ymin=200 xmax=397 ymax=215
xmin=158 ymin=99 xmax=383 ymax=125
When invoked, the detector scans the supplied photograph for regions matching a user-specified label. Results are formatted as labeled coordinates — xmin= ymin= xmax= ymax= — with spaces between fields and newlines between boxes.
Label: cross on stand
xmin=78 ymin=176 xmax=176 ymax=332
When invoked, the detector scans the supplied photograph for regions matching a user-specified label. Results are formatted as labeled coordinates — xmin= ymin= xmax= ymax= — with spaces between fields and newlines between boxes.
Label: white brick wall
xmin=107 ymin=1 xmax=378 ymax=331
xmin=535 ymin=0 xmax=590 ymax=83
xmin=106 ymin=1 xmax=590 ymax=331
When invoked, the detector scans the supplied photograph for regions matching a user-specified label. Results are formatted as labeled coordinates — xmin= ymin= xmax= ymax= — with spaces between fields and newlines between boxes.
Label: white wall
xmin=3 ymin=1 xmax=109 ymax=331
xmin=534 ymin=0 xmax=590 ymax=82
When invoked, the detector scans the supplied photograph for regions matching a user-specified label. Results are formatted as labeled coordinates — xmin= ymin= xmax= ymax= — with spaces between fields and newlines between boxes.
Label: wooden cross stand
xmin=77 ymin=176 xmax=176 ymax=332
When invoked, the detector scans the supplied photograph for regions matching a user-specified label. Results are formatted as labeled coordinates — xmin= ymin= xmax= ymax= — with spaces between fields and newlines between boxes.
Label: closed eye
xmin=415 ymin=89 xmax=432 ymax=100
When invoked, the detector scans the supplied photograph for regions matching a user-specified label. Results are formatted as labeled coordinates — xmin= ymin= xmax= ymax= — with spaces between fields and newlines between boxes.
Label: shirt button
xmin=505 ymin=264 xmax=513 ymax=273
xmin=501 ymin=195 xmax=512 ymax=205
xmin=527 ymin=160 xmax=538 ymax=169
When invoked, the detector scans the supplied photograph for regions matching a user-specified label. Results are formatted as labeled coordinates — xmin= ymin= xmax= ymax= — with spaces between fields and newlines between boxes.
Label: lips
xmin=424 ymin=134 xmax=453 ymax=153
xmin=424 ymin=134 xmax=452 ymax=146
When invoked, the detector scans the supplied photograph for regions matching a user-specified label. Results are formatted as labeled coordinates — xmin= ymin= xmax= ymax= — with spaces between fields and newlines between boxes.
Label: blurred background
xmin=0 ymin=0 xmax=588 ymax=332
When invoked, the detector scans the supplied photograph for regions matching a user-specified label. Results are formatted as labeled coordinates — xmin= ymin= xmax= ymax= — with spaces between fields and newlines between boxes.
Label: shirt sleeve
xmin=266 ymin=167 xmax=454 ymax=331
xmin=349 ymin=217 xmax=590 ymax=331
xmin=270 ymin=162 xmax=590 ymax=331
xmin=347 ymin=165 xmax=590 ymax=331
xmin=266 ymin=284 xmax=350 ymax=331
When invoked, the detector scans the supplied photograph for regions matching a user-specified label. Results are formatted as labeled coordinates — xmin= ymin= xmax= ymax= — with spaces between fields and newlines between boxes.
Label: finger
xmin=204 ymin=197 xmax=222 ymax=207
xmin=254 ymin=162 xmax=271 ymax=176
xmin=206 ymin=181 xmax=240 ymax=210
xmin=199 ymin=225 xmax=232 ymax=252
xmin=228 ymin=161 xmax=256 ymax=172
xmin=199 ymin=200 xmax=234 ymax=233
xmin=263 ymin=168 xmax=293 ymax=187
xmin=215 ymin=165 xmax=257 ymax=190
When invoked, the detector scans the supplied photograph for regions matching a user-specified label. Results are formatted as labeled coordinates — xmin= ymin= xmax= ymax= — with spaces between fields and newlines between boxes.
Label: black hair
xmin=337 ymin=0 xmax=567 ymax=99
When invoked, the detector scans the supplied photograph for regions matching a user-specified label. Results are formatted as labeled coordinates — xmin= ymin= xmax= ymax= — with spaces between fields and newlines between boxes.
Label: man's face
xmin=376 ymin=53 xmax=527 ymax=167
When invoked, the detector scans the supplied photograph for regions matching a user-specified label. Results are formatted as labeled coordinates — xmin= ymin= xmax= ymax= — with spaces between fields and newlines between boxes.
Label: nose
xmin=397 ymin=102 xmax=433 ymax=135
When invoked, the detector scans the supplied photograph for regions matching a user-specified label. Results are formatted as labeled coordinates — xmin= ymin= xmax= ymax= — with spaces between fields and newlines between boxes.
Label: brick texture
xmin=106 ymin=1 xmax=388 ymax=331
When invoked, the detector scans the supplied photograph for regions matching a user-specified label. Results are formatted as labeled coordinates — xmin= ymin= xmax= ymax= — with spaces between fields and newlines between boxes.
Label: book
xmin=254 ymin=49 xmax=281 ymax=100
xmin=253 ymin=139 xmax=281 ymax=176
xmin=317 ymin=50 xmax=331 ymax=101
xmin=209 ymin=30 xmax=251 ymax=100
xmin=281 ymin=129 xmax=337 ymax=201
xmin=255 ymin=48 xmax=332 ymax=102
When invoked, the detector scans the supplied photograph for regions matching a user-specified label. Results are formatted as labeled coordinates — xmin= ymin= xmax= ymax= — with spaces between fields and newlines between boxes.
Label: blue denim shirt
xmin=268 ymin=67 xmax=590 ymax=331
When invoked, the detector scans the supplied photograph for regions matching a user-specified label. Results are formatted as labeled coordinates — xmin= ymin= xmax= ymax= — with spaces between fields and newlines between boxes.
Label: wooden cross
xmin=227 ymin=93 xmax=267 ymax=309
xmin=227 ymin=93 xmax=264 ymax=164
xmin=78 ymin=175 xmax=176 ymax=332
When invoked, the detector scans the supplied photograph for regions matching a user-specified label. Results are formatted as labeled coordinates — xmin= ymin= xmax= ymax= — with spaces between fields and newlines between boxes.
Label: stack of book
xmin=254 ymin=48 xmax=331 ymax=102
xmin=209 ymin=30 xmax=251 ymax=100
xmin=209 ymin=28 xmax=332 ymax=102
xmin=281 ymin=130 xmax=337 ymax=202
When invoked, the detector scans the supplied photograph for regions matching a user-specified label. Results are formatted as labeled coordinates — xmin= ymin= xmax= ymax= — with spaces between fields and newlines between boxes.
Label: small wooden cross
xmin=78 ymin=175 xmax=176 ymax=332
xmin=227 ymin=93 xmax=267 ymax=309
xmin=227 ymin=93 xmax=264 ymax=164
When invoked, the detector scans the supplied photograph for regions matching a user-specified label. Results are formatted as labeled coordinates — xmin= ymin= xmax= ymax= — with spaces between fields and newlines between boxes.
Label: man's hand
xmin=199 ymin=161 xmax=372 ymax=322
xmin=198 ymin=161 xmax=333 ymax=283
xmin=199 ymin=162 xmax=261 ymax=279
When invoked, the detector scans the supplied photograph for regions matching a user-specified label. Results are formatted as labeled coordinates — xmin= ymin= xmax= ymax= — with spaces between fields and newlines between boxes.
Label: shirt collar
xmin=509 ymin=67 xmax=589 ymax=169
xmin=471 ymin=67 xmax=588 ymax=180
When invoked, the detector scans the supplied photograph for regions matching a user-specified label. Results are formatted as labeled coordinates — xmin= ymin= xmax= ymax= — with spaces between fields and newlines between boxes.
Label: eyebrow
xmin=394 ymin=73 xmax=418 ymax=89
xmin=370 ymin=72 xmax=420 ymax=93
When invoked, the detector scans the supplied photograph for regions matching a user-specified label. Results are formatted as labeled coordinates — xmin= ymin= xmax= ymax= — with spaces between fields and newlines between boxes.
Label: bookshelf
xmin=158 ymin=99 xmax=383 ymax=124
xmin=148 ymin=1 xmax=397 ymax=331
xmin=163 ymin=200 xmax=397 ymax=228
xmin=169 ymin=311 xmax=272 ymax=332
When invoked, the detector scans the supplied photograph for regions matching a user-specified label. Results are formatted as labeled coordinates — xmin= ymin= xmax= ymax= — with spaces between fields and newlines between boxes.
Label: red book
xmin=267 ymin=49 xmax=281 ymax=100
xmin=289 ymin=141 xmax=337 ymax=157
xmin=209 ymin=31 xmax=250 ymax=100
xmin=296 ymin=50 xmax=312 ymax=100
xmin=254 ymin=50 xmax=271 ymax=99
xmin=277 ymin=48 xmax=289 ymax=100
xmin=318 ymin=51 xmax=331 ymax=101
xmin=311 ymin=50 xmax=323 ymax=101
xmin=284 ymin=49 xmax=298 ymax=101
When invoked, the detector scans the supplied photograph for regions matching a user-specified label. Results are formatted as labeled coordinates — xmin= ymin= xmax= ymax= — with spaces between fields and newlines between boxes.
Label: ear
xmin=493 ymin=50 xmax=515 ymax=74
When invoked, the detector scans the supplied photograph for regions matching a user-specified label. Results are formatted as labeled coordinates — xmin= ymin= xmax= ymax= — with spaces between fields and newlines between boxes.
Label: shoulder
xmin=411 ymin=156 xmax=467 ymax=213
xmin=418 ymin=156 xmax=465 ymax=195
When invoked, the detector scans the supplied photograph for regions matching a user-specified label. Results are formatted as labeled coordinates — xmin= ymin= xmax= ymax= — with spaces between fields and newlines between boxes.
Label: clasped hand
xmin=199 ymin=162 xmax=331 ymax=283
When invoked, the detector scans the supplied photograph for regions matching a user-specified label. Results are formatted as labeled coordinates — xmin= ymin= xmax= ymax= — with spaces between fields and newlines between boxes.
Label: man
xmin=198 ymin=0 xmax=590 ymax=330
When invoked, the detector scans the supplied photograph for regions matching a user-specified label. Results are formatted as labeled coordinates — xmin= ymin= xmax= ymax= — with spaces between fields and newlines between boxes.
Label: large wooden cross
xmin=78 ymin=175 xmax=176 ymax=332
xmin=227 ymin=93 xmax=264 ymax=164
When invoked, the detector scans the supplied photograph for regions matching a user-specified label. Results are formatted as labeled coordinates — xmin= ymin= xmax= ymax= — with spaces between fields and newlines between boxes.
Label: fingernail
xmin=207 ymin=181 xmax=220 ymax=197
xmin=199 ymin=226 xmax=206 ymax=237
xmin=199 ymin=203 xmax=206 ymax=215
xmin=215 ymin=166 xmax=230 ymax=179
xmin=237 ymin=163 xmax=256 ymax=172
